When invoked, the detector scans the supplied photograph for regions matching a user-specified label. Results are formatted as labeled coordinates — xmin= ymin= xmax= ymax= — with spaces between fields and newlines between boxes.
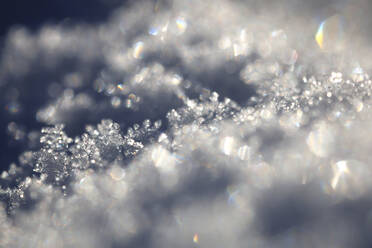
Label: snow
xmin=1 ymin=0 xmax=372 ymax=247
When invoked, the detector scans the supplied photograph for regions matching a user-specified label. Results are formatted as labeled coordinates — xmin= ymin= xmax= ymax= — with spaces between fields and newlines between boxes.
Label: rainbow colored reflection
xmin=315 ymin=21 xmax=325 ymax=49
xmin=193 ymin=233 xmax=199 ymax=243
xmin=315 ymin=15 xmax=345 ymax=51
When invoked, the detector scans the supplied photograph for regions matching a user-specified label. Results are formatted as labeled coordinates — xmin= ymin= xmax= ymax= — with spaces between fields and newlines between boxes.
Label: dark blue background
xmin=0 ymin=0 xmax=129 ymax=37
xmin=0 ymin=0 xmax=131 ymax=172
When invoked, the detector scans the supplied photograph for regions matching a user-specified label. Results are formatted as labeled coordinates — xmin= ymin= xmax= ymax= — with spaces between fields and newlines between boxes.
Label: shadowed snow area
xmin=2 ymin=0 xmax=372 ymax=247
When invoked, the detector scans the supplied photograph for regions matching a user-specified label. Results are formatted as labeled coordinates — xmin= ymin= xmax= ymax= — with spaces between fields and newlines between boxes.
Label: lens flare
xmin=193 ymin=233 xmax=199 ymax=243
xmin=315 ymin=15 xmax=344 ymax=51
xmin=315 ymin=21 xmax=325 ymax=49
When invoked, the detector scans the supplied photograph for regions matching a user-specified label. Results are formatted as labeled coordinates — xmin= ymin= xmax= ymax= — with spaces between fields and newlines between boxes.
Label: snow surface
xmin=1 ymin=0 xmax=372 ymax=247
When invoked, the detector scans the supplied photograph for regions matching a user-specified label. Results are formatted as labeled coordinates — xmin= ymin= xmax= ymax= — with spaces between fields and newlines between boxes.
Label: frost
xmin=1 ymin=0 xmax=372 ymax=247
xmin=70 ymin=120 xmax=124 ymax=169
xmin=34 ymin=124 xmax=73 ymax=185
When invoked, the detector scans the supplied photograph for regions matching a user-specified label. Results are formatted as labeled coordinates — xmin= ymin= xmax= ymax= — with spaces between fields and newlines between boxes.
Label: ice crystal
xmin=33 ymin=124 xmax=73 ymax=185
xmin=167 ymin=92 xmax=240 ymax=129
xmin=70 ymin=119 xmax=124 ymax=169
